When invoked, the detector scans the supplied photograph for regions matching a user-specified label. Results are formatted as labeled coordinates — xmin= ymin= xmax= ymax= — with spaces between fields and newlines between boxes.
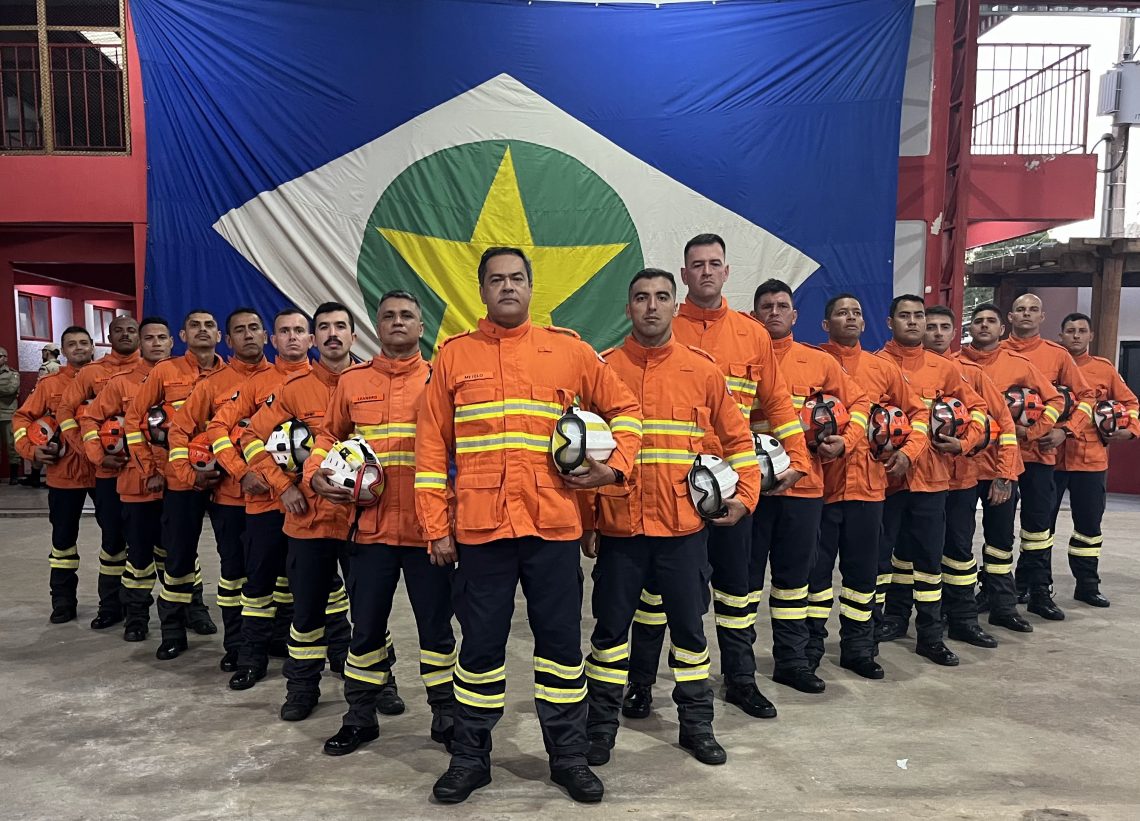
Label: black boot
xmin=621 ymin=683 xmax=652 ymax=719
xmin=376 ymin=678 xmax=405 ymax=715
xmin=1074 ymin=585 xmax=1110 ymax=608
xmin=550 ymin=765 xmax=604 ymax=803
xmin=1027 ymin=586 xmax=1065 ymax=621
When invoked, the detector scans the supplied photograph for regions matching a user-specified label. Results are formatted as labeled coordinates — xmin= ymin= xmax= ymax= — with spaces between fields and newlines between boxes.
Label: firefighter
xmin=925 ymin=306 xmax=1020 ymax=640
xmin=415 ymin=247 xmax=642 ymax=805
xmin=55 ymin=314 xmax=140 ymax=630
xmin=79 ymin=317 xmax=174 ymax=640
xmin=816 ymin=294 xmax=929 ymax=679
xmin=1001 ymin=294 xmax=1095 ymax=619
xmin=206 ymin=308 xmax=320 ymax=691
xmin=12 ymin=326 xmax=97 ymax=624
xmin=749 ymin=280 xmax=870 ymax=691
xmin=239 ymin=302 xmax=357 ymax=721
xmin=625 ymin=234 xmax=808 ymax=722
xmin=961 ymin=303 xmax=1067 ymax=625
xmin=156 ymin=308 xmax=268 ymax=663
xmin=584 ymin=268 xmax=758 ymax=767
xmin=1054 ymin=312 xmax=1139 ymax=607
xmin=876 ymin=296 xmax=986 ymax=667
xmin=292 ymin=292 xmax=456 ymax=754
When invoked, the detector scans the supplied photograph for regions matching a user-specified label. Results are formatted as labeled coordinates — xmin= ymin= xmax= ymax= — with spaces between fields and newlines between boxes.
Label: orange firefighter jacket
xmin=877 ymin=340 xmax=987 ymax=493
xmin=593 ymin=335 xmax=759 ymax=538
xmin=303 ymin=353 xmax=431 ymax=546
xmin=820 ymin=341 xmax=929 ymax=503
xmin=79 ymin=359 xmax=161 ymax=502
xmin=167 ymin=357 xmax=269 ymax=501
xmin=244 ymin=359 xmax=352 ymax=540
xmin=1056 ymin=351 xmax=1140 ymax=472
xmin=414 ymin=318 xmax=642 ymax=546
xmin=961 ymin=344 xmax=1065 ymax=468
xmin=206 ymin=357 xmax=311 ymax=515
xmin=124 ymin=351 xmax=224 ymax=492
xmin=57 ymin=349 xmax=140 ymax=479
xmin=673 ymin=299 xmax=810 ymax=475
xmin=765 ymin=334 xmax=870 ymax=500
xmin=947 ymin=355 xmax=1021 ymax=487
xmin=12 ymin=365 xmax=96 ymax=490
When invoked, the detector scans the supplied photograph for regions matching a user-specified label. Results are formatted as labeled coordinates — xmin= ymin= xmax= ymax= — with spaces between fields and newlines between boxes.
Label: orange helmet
xmin=868 ymin=404 xmax=911 ymax=457
xmin=1004 ymin=386 xmax=1044 ymax=427
xmin=930 ymin=395 xmax=970 ymax=440
xmin=187 ymin=432 xmax=217 ymax=472
xmin=145 ymin=403 xmax=174 ymax=447
xmin=799 ymin=393 xmax=850 ymax=449
xmin=99 ymin=415 xmax=128 ymax=455
xmin=27 ymin=416 xmax=66 ymax=455
xmin=1053 ymin=384 xmax=1075 ymax=423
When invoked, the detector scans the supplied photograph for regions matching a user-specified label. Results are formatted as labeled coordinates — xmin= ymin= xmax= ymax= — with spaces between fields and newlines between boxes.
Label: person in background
xmin=0 ymin=347 xmax=20 ymax=485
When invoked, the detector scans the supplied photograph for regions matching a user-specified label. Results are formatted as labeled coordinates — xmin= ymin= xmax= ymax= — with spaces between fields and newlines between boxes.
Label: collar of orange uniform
xmin=182 ymin=350 xmax=221 ymax=374
xmin=228 ymin=356 xmax=267 ymax=377
xmin=883 ymin=338 xmax=925 ymax=363
xmin=1004 ymin=333 xmax=1041 ymax=353
xmin=104 ymin=349 xmax=140 ymax=367
xmin=1073 ymin=351 xmax=1092 ymax=367
xmin=770 ymin=332 xmax=795 ymax=359
xmin=135 ymin=358 xmax=157 ymax=376
xmin=311 ymin=357 xmax=342 ymax=387
xmin=820 ymin=340 xmax=862 ymax=369
xmin=621 ymin=332 xmax=675 ymax=364
xmin=60 ymin=363 xmax=80 ymax=378
xmin=479 ymin=316 xmax=532 ymax=340
xmin=373 ymin=350 xmax=424 ymax=376
xmin=961 ymin=343 xmax=1001 ymax=367
xmin=274 ymin=356 xmax=310 ymax=376
xmin=678 ymin=297 xmax=728 ymax=323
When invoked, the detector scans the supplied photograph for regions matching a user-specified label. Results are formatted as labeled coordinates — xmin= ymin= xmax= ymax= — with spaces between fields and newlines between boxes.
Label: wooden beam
xmin=1093 ymin=255 xmax=1124 ymax=362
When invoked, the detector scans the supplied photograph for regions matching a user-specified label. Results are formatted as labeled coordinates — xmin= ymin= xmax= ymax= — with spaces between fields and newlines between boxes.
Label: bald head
xmin=1008 ymin=293 xmax=1044 ymax=339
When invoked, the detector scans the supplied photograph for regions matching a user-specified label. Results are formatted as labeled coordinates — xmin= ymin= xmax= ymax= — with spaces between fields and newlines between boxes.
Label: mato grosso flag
xmin=133 ymin=0 xmax=913 ymax=355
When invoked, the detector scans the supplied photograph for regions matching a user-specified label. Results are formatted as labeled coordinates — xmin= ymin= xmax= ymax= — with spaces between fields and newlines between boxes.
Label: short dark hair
xmin=224 ymin=306 xmax=262 ymax=335
xmin=753 ymin=278 xmax=793 ymax=307
xmin=313 ymin=301 xmax=355 ymax=332
xmin=889 ymin=294 xmax=925 ymax=317
xmin=970 ymin=302 xmax=1002 ymax=321
xmin=182 ymin=308 xmax=214 ymax=329
xmin=60 ymin=325 xmax=91 ymax=343
xmin=824 ymin=293 xmax=860 ymax=319
xmin=272 ymin=307 xmax=310 ymax=331
xmin=139 ymin=316 xmax=171 ymax=333
xmin=1061 ymin=312 xmax=1092 ymax=330
xmin=926 ymin=304 xmax=956 ymax=321
xmin=628 ymin=268 xmax=676 ymax=297
xmin=683 ymin=233 xmax=726 ymax=261
xmin=377 ymin=290 xmax=422 ymax=314
xmin=477 ymin=247 xmax=533 ymax=285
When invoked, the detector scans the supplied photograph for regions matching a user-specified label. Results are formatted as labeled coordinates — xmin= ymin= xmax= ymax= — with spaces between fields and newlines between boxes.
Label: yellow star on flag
xmin=378 ymin=145 xmax=628 ymax=349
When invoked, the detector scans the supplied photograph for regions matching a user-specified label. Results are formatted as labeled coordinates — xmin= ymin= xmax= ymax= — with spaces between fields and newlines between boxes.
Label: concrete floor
xmin=2 ymin=493 xmax=1138 ymax=820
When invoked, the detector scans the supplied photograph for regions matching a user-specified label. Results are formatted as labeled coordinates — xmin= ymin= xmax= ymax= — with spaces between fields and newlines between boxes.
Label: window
xmin=17 ymin=293 xmax=52 ymax=341
xmin=1 ymin=0 xmax=127 ymax=153
xmin=92 ymin=305 xmax=117 ymax=346
xmin=1120 ymin=341 xmax=1140 ymax=399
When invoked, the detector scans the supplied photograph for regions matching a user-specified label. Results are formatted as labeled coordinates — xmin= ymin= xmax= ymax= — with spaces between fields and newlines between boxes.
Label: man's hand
xmin=310 ymin=467 xmax=355 ymax=504
xmin=429 ymin=534 xmax=457 ymax=566
xmin=988 ymin=478 xmax=1013 ymax=506
xmin=560 ymin=457 xmax=619 ymax=490
xmin=1038 ymin=428 xmax=1067 ymax=451
xmin=1015 ymin=424 xmax=1029 ymax=442
xmin=1107 ymin=428 xmax=1136 ymax=443
xmin=932 ymin=433 xmax=963 ymax=455
xmin=883 ymin=449 xmax=911 ymax=479
xmin=711 ymin=497 xmax=748 ymax=527
xmin=769 ymin=468 xmax=805 ymax=495
xmin=100 ymin=453 xmax=128 ymax=471
xmin=145 ymin=473 xmax=165 ymax=494
xmin=815 ymin=435 xmax=845 ymax=462
xmin=280 ymin=484 xmax=308 ymax=516
xmin=34 ymin=445 xmax=59 ymax=465
xmin=581 ymin=530 xmax=598 ymax=559
xmin=193 ymin=468 xmax=222 ymax=490
xmin=240 ymin=471 xmax=271 ymax=496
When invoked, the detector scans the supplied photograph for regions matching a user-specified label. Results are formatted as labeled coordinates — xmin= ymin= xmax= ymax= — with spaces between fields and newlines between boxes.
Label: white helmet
xmin=550 ymin=407 xmax=617 ymax=475
xmin=687 ymin=454 xmax=739 ymax=520
xmin=754 ymin=433 xmax=790 ymax=493
xmin=266 ymin=418 xmax=314 ymax=473
xmin=320 ymin=436 xmax=385 ymax=506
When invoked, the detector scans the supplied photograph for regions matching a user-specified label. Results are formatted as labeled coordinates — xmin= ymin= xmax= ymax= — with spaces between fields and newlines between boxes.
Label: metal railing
xmin=1 ymin=44 xmax=43 ymax=150
xmin=972 ymin=43 xmax=1090 ymax=155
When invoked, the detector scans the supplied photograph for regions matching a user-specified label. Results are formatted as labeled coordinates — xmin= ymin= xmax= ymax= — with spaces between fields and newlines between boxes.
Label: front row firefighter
xmin=414 ymin=247 xmax=642 ymax=806
xmin=582 ymin=268 xmax=758 ymax=768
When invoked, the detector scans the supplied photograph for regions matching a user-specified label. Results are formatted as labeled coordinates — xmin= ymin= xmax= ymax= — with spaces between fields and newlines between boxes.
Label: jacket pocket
xmin=455 ymin=471 xmax=503 ymax=531
xmin=534 ymin=472 xmax=579 ymax=529
xmin=670 ymin=475 xmax=702 ymax=533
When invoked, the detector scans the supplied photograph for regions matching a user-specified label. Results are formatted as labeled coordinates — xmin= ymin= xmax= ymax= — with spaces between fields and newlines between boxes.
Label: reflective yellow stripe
xmin=163 ymin=569 xmax=196 ymax=585
xmin=169 ymin=447 xmax=189 ymax=460
xmin=712 ymin=588 xmax=761 ymax=608
xmin=891 ymin=557 xmax=914 ymax=570
xmin=356 ymin=423 xmax=416 ymax=437
xmin=914 ymin=589 xmax=942 ymax=602
xmin=456 ymin=663 xmax=506 ymax=684
xmin=876 ymin=573 xmax=893 ymax=586
xmin=240 ymin=594 xmax=274 ymax=608
xmin=375 ymin=450 xmax=415 ymax=467
xmin=420 ymin=648 xmax=458 ymax=666
xmin=639 ymin=589 xmax=663 ymax=606
xmin=984 ymin=544 xmax=1013 ymax=560
xmin=1077 ymin=402 xmax=1094 ymax=420
xmin=727 ymin=376 xmax=757 ymax=394
xmin=609 ymin=416 xmax=642 ymax=435
xmin=912 ymin=421 xmax=930 ymax=434
xmin=311 ymin=447 xmax=328 ymax=459
xmin=633 ymin=610 xmax=667 ymax=626
xmin=13 ymin=427 xmax=27 ymax=441
xmin=808 ymin=589 xmax=833 ymax=603
xmin=642 ymin=419 xmax=703 ymax=437
xmin=807 ymin=605 xmax=832 ymax=618
xmin=212 ymin=437 xmax=234 ymax=454
xmin=839 ymin=603 xmax=872 ymax=621
xmin=913 ymin=570 xmax=941 ymax=585
xmin=243 ymin=439 xmax=265 ymax=460
xmin=51 ymin=545 xmax=78 ymax=557
xmin=715 ymin=613 xmax=757 ymax=629
xmin=533 ymin=657 xmax=585 ymax=679
xmin=288 ymin=646 xmax=328 ymax=660
xmin=1043 ymin=406 xmax=1060 ymax=423
xmin=942 ymin=572 xmax=978 ymax=586
xmin=415 ymin=472 xmax=448 ymax=489
xmin=585 ymin=662 xmax=628 ymax=685
xmin=850 ymin=411 xmax=868 ymax=430
xmin=126 ymin=432 xmax=145 ymax=444
xmin=726 ymin=450 xmax=757 ymax=470
xmin=82 ymin=430 xmax=99 ymax=442
xmin=535 ymin=683 xmax=587 ymax=703
xmin=455 ymin=431 xmax=548 ymax=453
xmin=772 ymin=420 xmax=803 ymax=439
xmin=770 ymin=585 xmax=808 ymax=600
xmin=455 ymin=398 xmax=562 ymax=423
xmin=637 ymin=448 xmax=695 ymax=464
xmin=770 ymin=606 xmax=808 ymax=619
xmin=345 ymin=666 xmax=390 ymax=686
xmin=839 ymin=587 xmax=874 ymax=603
xmin=422 ymin=669 xmax=455 ymax=687
xmin=1071 ymin=531 xmax=1103 ymax=545
xmin=59 ymin=418 xmax=79 ymax=432
xmin=670 ymin=644 xmax=709 ymax=665
xmin=455 ymin=685 xmax=505 ymax=709
xmin=985 ymin=562 xmax=1013 ymax=574
xmin=941 ymin=557 xmax=976 ymax=571
xmin=970 ymin=411 xmax=987 ymax=425
xmin=590 ymin=642 xmax=630 ymax=663
xmin=1067 ymin=545 xmax=1101 ymax=557
xmin=290 ymin=625 xmax=325 ymax=642
xmin=349 ymin=648 xmax=388 ymax=667
xmin=673 ymin=663 xmax=711 ymax=682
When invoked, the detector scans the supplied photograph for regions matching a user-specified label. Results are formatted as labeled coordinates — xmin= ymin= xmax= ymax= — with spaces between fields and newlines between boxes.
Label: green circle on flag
xmin=357 ymin=139 xmax=643 ymax=356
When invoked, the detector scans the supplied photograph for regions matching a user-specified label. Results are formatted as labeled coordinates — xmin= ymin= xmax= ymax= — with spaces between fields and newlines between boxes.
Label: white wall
xmin=13 ymin=293 xmax=72 ymax=372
